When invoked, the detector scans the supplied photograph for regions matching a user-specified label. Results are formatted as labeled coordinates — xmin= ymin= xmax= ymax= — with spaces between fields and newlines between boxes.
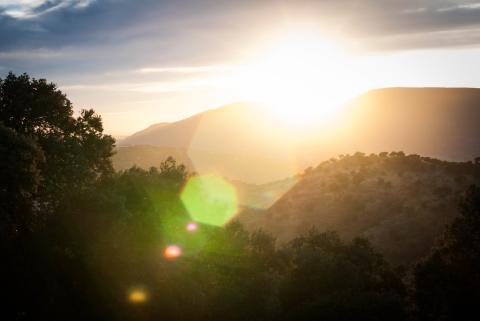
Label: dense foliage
xmin=1 ymin=156 xmax=408 ymax=321
xmin=0 ymin=123 xmax=44 ymax=239
xmin=1 ymin=73 xmax=480 ymax=321
xmin=0 ymin=72 xmax=115 ymax=238
xmin=241 ymin=152 xmax=480 ymax=264
xmin=414 ymin=185 xmax=480 ymax=321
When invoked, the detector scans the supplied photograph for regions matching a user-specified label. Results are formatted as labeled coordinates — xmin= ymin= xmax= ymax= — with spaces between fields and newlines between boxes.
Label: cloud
xmin=61 ymin=78 xmax=219 ymax=94
xmin=2 ymin=0 xmax=480 ymax=83
xmin=2 ymin=0 xmax=480 ymax=58
xmin=351 ymin=27 xmax=480 ymax=52
xmin=0 ymin=48 xmax=75 ymax=59
xmin=0 ymin=0 xmax=96 ymax=19
xmin=438 ymin=2 xmax=480 ymax=12
xmin=137 ymin=65 xmax=237 ymax=74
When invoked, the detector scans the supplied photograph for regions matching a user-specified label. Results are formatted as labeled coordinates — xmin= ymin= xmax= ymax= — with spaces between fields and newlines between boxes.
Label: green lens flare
xmin=181 ymin=175 xmax=238 ymax=226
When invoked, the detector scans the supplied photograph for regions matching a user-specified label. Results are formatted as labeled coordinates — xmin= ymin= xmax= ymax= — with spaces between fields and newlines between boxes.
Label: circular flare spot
xmin=164 ymin=245 xmax=182 ymax=259
xmin=186 ymin=222 xmax=198 ymax=232
xmin=129 ymin=290 xmax=147 ymax=303
xmin=181 ymin=175 xmax=238 ymax=226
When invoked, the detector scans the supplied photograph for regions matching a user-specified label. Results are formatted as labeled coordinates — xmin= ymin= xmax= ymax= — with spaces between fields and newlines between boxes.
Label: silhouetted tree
xmin=0 ymin=123 xmax=44 ymax=239
xmin=414 ymin=185 xmax=480 ymax=321
xmin=0 ymin=73 xmax=115 ymax=320
xmin=0 ymin=73 xmax=115 ymax=213
xmin=279 ymin=230 xmax=406 ymax=321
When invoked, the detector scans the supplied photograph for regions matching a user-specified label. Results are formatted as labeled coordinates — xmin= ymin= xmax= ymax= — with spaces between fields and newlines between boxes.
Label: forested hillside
xmin=240 ymin=152 xmax=480 ymax=264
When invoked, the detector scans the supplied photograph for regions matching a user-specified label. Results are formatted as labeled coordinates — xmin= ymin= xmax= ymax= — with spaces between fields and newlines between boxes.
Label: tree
xmin=279 ymin=230 xmax=406 ymax=321
xmin=2 ymin=157 xmax=191 ymax=321
xmin=414 ymin=185 xmax=480 ymax=321
xmin=0 ymin=73 xmax=116 ymax=320
xmin=0 ymin=72 xmax=115 ymax=216
xmin=0 ymin=123 xmax=44 ymax=240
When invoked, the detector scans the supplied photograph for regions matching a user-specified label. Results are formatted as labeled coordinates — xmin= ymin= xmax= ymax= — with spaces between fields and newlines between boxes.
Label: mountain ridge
xmin=114 ymin=87 xmax=480 ymax=183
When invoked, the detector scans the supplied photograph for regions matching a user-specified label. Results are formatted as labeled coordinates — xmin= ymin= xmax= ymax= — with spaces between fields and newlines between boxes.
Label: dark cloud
xmin=278 ymin=1 xmax=480 ymax=45
xmin=1 ymin=1 xmax=478 ymax=50
xmin=1 ymin=0 xmax=480 ymax=77
xmin=346 ymin=1 xmax=480 ymax=37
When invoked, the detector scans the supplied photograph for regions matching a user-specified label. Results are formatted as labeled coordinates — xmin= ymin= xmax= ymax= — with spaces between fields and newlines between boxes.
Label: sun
xmin=229 ymin=31 xmax=354 ymax=126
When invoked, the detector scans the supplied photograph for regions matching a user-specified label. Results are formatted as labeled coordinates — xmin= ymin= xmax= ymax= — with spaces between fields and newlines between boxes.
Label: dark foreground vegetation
xmin=1 ymin=73 xmax=480 ymax=321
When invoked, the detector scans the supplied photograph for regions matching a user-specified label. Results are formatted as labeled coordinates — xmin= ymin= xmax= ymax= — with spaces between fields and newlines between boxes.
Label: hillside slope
xmin=112 ymin=145 xmax=297 ymax=209
xmin=113 ymin=145 xmax=298 ymax=183
xmin=116 ymin=88 xmax=480 ymax=183
xmin=120 ymin=102 xmax=294 ymax=157
xmin=239 ymin=153 xmax=480 ymax=264
xmin=336 ymin=87 xmax=480 ymax=161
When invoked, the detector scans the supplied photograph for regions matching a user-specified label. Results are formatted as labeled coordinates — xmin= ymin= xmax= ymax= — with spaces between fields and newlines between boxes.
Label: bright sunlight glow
xmin=228 ymin=31 xmax=357 ymax=126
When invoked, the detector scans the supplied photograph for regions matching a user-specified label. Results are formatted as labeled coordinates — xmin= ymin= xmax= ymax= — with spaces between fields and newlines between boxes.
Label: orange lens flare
xmin=164 ymin=245 xmax=182 ymax=259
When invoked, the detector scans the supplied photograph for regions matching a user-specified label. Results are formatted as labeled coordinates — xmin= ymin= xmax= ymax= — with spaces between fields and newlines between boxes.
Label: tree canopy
xmin=0 ymin=72 xmax=115 ymax=237
xmin=414 ymin=185 xmax=480 ymax=321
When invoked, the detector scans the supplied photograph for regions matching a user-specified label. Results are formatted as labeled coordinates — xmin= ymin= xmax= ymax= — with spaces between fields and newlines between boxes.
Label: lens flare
xmin=181 ymin=174 xmax=238 ymax=226
xmin=186 ymin=222 xmax=198 ymax=232
xmin=164 ymin=245 xmax=182 ymax=259
xmin=128 ymin=289 xmax=147 ymax=303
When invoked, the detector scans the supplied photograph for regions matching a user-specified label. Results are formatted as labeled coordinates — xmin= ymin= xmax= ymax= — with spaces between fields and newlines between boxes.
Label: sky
xmin=1 ymin=0 xmax=480 ymax=136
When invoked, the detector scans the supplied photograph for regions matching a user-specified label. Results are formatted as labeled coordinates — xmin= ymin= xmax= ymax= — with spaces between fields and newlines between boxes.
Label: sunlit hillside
xmin=239 ymin=152 xmax=480 ymax=265
xmin=336 ymin=87 xmax=480 ymax=161
xmin=113 ymin=145 xmax=299 ymax=184
xmin=115 ymin=87 xmax=480 ymax=184
xmin=117 ymin=102 xmax=301 ymax=183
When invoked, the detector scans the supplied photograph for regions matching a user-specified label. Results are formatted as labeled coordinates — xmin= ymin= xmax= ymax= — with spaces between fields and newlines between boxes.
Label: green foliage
xmin=0 ymin=72 xmax=115 ymax=188
xmin=414 ymin=185 xmax=480 ymax=321
xmin=279 ymin=231 xmax=406 ymax=321
xmin=2 ymin=150 xmax=407 ymax=321
xmin=2 ymin=157 xmax=190 ymax=321
xmin=0 ymin=73 xmax=115 ymax=236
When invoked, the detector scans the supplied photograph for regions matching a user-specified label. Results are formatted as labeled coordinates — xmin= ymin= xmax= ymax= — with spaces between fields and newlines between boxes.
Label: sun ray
xmin=226 ymin=31 xmax=356 ymax=126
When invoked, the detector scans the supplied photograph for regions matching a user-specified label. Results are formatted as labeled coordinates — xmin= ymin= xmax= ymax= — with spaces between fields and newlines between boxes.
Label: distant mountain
xmin=112 ymin=145 xmax=297 ymax=209
xmin=117 ymin=102 xmax=301 ymax=183
xmin=239 ymin=153 xmax=480 ymax=265
xmin=337 ymin=87 xmax=480 ymax=161
xmin=121 ymin=122 xmax=170 ymax=144
xmin=113 ymin=145 xmax=192 ymax=171
xmin=116 ymin=88 xmax=480 ymax=183
xmin=113 ymin=145 xmax=298 ymax=184
xmin=120 ymin=102 xmax=299 ymax=158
